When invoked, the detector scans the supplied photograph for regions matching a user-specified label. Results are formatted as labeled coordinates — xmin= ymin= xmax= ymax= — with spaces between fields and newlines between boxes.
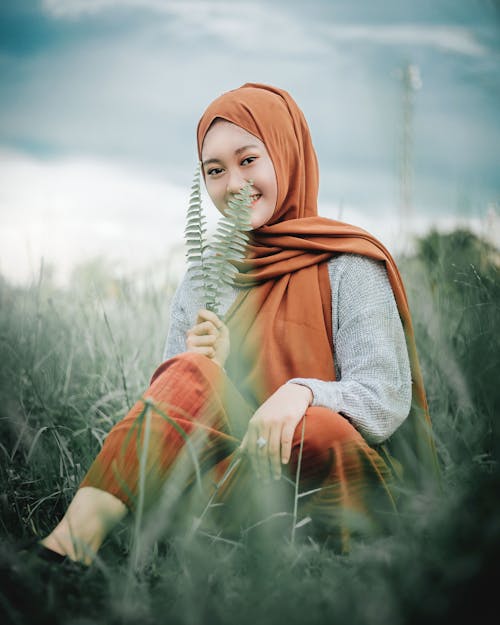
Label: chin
xmin=250 ymin=219 xmax=265 ymax=230
xmin=250 ymin=209 xmax=273 ymax=230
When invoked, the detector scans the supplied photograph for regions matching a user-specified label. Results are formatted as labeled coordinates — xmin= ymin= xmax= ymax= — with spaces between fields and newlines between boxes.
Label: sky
xmin=1 ymin=0 xmax=499 ymax=285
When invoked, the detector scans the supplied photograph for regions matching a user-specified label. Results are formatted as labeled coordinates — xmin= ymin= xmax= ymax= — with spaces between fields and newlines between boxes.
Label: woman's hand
xmin=240 ymin=383 xmax=313 ymax=482
xmin=186 ymin=309 xmax=230 ymax=369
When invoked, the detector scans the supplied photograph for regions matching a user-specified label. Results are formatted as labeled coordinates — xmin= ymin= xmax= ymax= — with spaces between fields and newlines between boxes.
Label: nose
xmin=226 ymin=169 xmax=247 ymax=195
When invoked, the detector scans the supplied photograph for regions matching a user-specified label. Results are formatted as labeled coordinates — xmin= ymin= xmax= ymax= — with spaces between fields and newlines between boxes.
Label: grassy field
xmin=0 ymin=228 xmax=498 ymax=625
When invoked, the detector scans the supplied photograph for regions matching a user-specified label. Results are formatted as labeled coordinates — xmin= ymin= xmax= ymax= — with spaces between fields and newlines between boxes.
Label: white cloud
xmin=42 ymin=0 xmax=327 ymax=56
xmin=41 ymin=0 xmax=150 ymax=18
xmin=161 ymin=2 xmax=328 ymax=55
xmin=321 ymin=24 xmax=487 ymax=57
xmin=42 ymin=1 xmax=487 ymax=58
xmin=0 ymin=148 xmax=202 ymax=285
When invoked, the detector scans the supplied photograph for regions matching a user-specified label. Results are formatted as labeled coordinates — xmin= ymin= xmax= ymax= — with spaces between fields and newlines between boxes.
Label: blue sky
xmin=1 ymin=0 xmax=499 ymax=284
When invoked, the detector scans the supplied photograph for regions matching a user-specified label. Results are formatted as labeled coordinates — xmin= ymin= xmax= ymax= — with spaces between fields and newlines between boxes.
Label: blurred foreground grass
xmin=0 ymin=229 xmax=498 ymax=625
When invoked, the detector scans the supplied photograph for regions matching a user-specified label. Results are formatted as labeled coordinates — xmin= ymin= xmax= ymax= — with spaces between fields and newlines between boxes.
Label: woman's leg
xmin=39 ymin=360 xmax=395 ymax=561
xmin=39 ymin=352 xmax=252 ymax=564
xmin=40 ymin=487 xmax=127 ymax=565
xmin=287 ymin=407 xmax=397 ymax=551
xmin=204 ymin=407 xmax=396 ymax=548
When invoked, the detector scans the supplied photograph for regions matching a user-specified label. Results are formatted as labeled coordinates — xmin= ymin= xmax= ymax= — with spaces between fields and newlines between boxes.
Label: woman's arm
xmin=289 ymin=254 xmax=412 ymax=445
xmin=162 ymin=272 xmax=192 ymax=361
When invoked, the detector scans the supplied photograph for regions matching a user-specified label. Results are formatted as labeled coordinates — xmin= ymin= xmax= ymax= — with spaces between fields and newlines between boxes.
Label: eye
xmin=207 ymin=167 xmax=223 ymax=176
xmin=241 ymin=156 xmax=256 ymax=166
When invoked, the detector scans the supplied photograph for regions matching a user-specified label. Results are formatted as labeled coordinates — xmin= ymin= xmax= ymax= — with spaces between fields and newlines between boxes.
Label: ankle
xmin=40 ymin=487 xmax=127 ymax=566
xmin=41 ymin=529 xmax=98 ymax=566
xmin=40 ymin=534 xmax=67 ymax=558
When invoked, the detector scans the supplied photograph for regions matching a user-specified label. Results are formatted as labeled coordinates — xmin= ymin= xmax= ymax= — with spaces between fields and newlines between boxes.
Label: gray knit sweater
xmin=163 ymin=253 xmax=411 ymax=445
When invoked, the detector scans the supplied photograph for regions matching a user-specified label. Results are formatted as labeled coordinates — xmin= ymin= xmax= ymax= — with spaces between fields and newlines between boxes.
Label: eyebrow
xmin=202 ymin=144 xmax=260 ymax=167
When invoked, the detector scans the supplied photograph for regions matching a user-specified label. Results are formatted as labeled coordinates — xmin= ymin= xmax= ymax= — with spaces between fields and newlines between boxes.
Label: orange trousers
xmin=80 ymin=352 xmax=396 ymax=547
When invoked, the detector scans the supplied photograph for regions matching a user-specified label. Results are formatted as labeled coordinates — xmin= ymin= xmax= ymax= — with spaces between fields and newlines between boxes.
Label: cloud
xmin=321 ymin=24 xmax=487 ymax=57
xmin=41 ymin=0 xmax=327 ymax=56
xmin=41 ymin=0 xmax=148 ymax=18
xmin=41 ymin=1 xmax=487 ymax=57
xmin=160 ymin=2 xmax=328 ymax=55
xmin=0 ymin=5 xmax=339 ymax=172
xmin=0 ymin=148 xmax=202 ymax=285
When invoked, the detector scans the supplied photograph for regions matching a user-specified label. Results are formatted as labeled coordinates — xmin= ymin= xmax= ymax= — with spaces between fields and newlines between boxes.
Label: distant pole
xmin=397 ymin=63 xmax=422 ymax=240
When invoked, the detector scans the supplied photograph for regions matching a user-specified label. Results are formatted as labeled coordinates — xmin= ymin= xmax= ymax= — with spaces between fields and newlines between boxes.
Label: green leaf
xmin=184 ymin=171 xmax=253 ymax=315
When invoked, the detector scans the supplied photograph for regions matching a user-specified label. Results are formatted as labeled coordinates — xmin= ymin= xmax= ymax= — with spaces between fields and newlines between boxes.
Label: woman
xmin=37 ymin=83 xmax=438 ymax=565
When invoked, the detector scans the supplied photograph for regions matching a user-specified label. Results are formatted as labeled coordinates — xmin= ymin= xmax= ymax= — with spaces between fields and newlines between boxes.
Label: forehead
xmin=201 ymin=120 xmax=265 ymax=157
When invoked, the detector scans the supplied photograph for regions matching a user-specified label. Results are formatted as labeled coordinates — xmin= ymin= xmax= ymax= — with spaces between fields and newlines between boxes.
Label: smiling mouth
xmin=250 ymin=194 xmax=262 ymax=204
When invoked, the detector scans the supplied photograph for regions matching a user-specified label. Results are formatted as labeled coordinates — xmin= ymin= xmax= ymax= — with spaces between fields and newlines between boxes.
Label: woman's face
xmin=201 ymin=120 xmax=278 ymax=230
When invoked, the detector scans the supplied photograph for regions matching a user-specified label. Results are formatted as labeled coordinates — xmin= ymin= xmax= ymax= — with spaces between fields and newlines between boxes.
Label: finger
xmin=268 ymin=422 xmax=283 ymax=480
xmin=281 ymin=422 xmax=296 ymax=465
xmin=186 ymin=334 xmax=216 ymax=348
xmin=196 ymin=309 xmax=224 ymax=330
xmin=186 ymin=346 xmax=215 ymax=358
xmin=190 ymin=321 xmax=218 ymax=336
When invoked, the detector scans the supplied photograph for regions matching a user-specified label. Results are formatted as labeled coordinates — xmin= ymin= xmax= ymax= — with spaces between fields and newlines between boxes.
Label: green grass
xmin=0 ymin=229 xmax=498 ymax=625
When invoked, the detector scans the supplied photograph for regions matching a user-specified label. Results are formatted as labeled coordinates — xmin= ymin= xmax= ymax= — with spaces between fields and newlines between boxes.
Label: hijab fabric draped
xmin=197 ymin=83 xmax=439 ymax=486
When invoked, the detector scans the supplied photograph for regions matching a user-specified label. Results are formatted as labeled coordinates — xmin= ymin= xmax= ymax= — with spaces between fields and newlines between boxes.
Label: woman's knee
xmin=299 ymin=407 xmax=362 ymax=455
xmin=150 ymin=351 xmax=219 ymax=386
xmin=288 ymin=408 xmax=363 ymax=481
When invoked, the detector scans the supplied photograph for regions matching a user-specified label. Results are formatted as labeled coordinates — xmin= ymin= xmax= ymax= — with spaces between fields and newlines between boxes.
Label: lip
xmin=250 ymin=194 xmax=262 ymax=205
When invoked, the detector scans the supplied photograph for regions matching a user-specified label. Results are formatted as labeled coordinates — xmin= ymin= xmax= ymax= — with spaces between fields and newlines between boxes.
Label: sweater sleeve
xmin=289 ymin=254 xmax=412 ymax=444
xmin=162 ymin=271 xmax=192 ymax=361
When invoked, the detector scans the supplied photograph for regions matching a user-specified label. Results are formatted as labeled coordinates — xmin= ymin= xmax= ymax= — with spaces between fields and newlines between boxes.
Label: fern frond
xmin=184 ymin=162 xmax=209 ymax=304
xmin=183 ymin=168 xmax=253 ymax=316
xmin=205 ymin=181 xmax=253 ymax=315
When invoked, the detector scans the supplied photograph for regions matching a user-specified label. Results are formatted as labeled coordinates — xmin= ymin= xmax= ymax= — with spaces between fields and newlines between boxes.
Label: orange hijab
xmin=197 ymin=83 xmax=439 ymax=485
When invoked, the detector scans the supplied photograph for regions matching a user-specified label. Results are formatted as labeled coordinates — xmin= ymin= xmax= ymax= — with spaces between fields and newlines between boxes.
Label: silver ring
xmin=256 ymin=436 xmax=267 ymax=449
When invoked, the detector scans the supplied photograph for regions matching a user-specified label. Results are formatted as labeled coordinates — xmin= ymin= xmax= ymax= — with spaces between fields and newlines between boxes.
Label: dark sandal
xmin=17 ymin=536 xmax=75 ymax=565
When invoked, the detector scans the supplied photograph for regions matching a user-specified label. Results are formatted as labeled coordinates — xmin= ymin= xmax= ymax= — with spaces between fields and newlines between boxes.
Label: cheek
xmin=205 ymin=180 xmax=222 ymax=203
xmin=271 ymin=176 xmax=278 ymax=199
xmin=266 ymin=172 xmax=278 ymax=207
xmin=263 ymin=161 xmax=278 ymax=201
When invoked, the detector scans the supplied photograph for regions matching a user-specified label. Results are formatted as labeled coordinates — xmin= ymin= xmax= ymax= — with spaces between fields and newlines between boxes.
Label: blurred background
xmin=1 ymin=0 xmax=499 ymax=286
xmin=1 ymin=4 xmax=500 ymax=621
